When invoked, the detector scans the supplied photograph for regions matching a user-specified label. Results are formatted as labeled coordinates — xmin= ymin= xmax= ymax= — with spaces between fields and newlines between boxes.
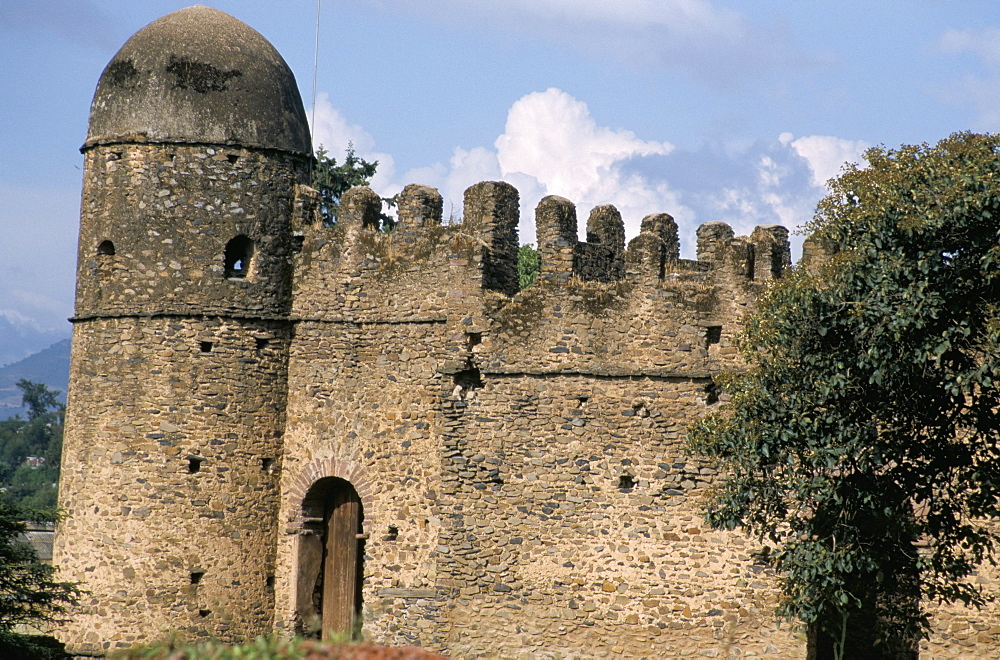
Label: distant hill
xmin=0 ymin=315 xmax=71 ymax=368
xmin=0 ymin=339 xmax=71 ymax=420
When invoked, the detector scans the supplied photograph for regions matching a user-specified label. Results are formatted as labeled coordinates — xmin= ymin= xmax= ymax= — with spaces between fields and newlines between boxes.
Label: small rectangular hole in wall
xmin=199 ymin=609 xmax=211 ymax=618
xmin=256 ymin=337 xmax=268 ymax=350
xmin=261 ymin=457 xmax=274 ymax=474
xmin=200 ymin=341 xmax=213 ymax=354
xmin=265 ymin=575 xmax=275 ymax=589
xmin=387 ymin=526 xmax=399 ymax=541
xmin=705 ymin=382 xmax=719 ymax=405
xmin=618 ymin=474 xmax=635 ymax=493
xmin=227 ymin=153 xmax=239 ymax=164
xmin=187 ymin=456 xmax=204 ymax=474
xmin=190 ymin=570 xmax=205 ymax=585
xmin=466 ymin=332 xmax=482 ymax=350
xmin=705 ymin=326 xmax=722 ymax=349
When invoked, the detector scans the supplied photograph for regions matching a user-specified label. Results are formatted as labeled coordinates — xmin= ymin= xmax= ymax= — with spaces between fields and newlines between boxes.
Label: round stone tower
xmin=55 ymin=7 xmax=310 ymax=654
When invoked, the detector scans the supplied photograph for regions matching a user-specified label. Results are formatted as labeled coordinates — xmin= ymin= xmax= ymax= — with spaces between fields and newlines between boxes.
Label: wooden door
xmin=321 ymin=483 xmax=362 ymax=638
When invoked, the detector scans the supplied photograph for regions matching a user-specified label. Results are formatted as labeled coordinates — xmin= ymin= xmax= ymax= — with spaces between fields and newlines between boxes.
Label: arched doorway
xmin=298 ymin=477 xmax=365 ymax=639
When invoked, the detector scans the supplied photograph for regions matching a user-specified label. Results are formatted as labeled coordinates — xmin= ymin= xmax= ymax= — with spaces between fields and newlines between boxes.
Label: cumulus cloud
xmin=488 ymin=89 xmax=680 ymax=238
xmin=936 ymin=28 xmax=1000 ymax=130
xmin=314 ymin=87 xmax=846 ymax=259
xmin=379 ymin=0 xmax=821 ymax=87
xmin=496 ymin=89 xmax=673 ymax=198
xmin=782 ymin=133 xmax=869 ymax=188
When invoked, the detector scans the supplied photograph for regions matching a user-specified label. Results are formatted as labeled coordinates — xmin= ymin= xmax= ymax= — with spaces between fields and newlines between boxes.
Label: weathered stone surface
xmin=86 ymin=6 xmax=310 ymax=155
xmin=55 ymin=7 xmax=999 ymax=660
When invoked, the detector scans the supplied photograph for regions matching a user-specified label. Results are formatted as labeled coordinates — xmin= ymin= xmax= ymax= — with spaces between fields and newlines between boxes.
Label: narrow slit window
xmin=224 ymin=235 xmax=255 ymax=279
xmin=705 ymin=381 xmax=719 ymax=405
xmin=705 ymin=326 xmax=722 ymax=349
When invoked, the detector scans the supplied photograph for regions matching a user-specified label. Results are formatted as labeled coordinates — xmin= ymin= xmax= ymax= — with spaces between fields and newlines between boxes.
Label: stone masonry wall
xmin=57 ymin=316 xmax=290 ymax=654
xmin=74 ymin=144 xmax=306 ymax=320
xmin=60 ymin=11 xmax=998 ymax=657
xmin=61 ymin=162 xmax=1000 ymax=657
xmin=56 ymin=138 xmax=307 ymax=655
xmin=266 ymin=182 xmax=809 ymax=658
xmin=270 ymin=181 xmax=998 ymax=658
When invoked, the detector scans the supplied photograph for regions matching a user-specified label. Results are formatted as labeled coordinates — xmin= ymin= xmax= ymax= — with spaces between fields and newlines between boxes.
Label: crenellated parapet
xmin=625 ymin=212 xmax=682 ymax=282
xmin=289 ymin=179 xmax=793 ymax=328
xmin=800 ymin=232 xmax=839 ymax=273
xmin=463 ymin=181 xmax=520 ymax=296
xmin=695 ymin=220 xmax=791 ymax=287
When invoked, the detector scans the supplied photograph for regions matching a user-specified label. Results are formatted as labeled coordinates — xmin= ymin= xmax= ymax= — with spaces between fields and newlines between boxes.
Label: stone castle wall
xmin=56 ymin=139 xmax=308 ymax=654
xmin=58 ymin=145 xmax=1000 ymax=658
xmin=56 ymin=8 xmax=999 ymax=658
xmin=256 ymin=180 xmax=807 ymax=658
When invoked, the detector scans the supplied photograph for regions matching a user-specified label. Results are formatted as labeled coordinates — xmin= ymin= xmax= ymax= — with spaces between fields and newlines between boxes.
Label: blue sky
xmin=2 ymin=0 xmax=1000 ymax=337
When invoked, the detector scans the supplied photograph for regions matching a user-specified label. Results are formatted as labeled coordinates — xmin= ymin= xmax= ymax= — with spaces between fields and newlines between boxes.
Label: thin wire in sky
xmin=311 ymin=0 xmax=321 ymax=147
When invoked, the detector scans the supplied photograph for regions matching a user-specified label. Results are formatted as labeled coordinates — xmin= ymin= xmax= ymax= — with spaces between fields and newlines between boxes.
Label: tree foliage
xmin=0 ymin=381 xmax=62 ymax=511
xmin=0 ymin=502 xmax=79 ymax=657
xmin=517 ymin=244 xmax=540 ymax=290
xmin=312 ymin=145 xmax=396 ymax=231
xmin=689 ymin=132 xmax=1000 ymax=655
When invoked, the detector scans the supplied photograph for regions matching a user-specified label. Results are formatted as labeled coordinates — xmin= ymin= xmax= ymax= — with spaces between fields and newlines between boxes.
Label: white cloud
xmin=500 ymin=0 xmax=742 ymax=36
xmin=366 ymin=88 xmax=685 ymax=243
xmin=383 ymin=0 xmax=819 ymax=87
xmin=491 ymin=89 xmax=680 ymax=238
xmin=783 ymin=133 xmax=868 ymax=188
xmin=939 ymin=28 xmax=1000 ymax=66
xmin=0 ymin=308 xmax=41 ymax=330
xmin=310 ymin=92 xmax=377 ymax=155
xmin=936 ymin=29 xmax=1000 ymax=130
xmin=309 ymin=90 xmax=853 ymax=260
xmin=496 ymin=89 xmax=673 ymax=199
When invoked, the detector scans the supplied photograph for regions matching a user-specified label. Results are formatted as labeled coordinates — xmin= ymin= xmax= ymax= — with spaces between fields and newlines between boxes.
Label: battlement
xmin=290 ymin=180 xmax=792 ymax=320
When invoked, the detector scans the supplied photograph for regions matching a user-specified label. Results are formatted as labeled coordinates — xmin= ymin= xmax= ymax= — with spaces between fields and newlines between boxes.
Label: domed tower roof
xmin=85 ymin=5 xmax=311 ymax=155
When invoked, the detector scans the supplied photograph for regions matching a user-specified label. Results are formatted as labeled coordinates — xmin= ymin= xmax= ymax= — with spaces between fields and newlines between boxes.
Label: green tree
xmin=18 ymin=380 xmax=60 ymax=422
xmin=312 ymin=144 xmax=395 ymax=230
xmin=689 ymin=132 xmax=1000 ymax=658
xmin=517 ymin=244 xmax=540 ymax=290
xmin=0 ymin=381 xmax=63 ymax=511
xmin=0 ymin=502 xmax=79 ymax=658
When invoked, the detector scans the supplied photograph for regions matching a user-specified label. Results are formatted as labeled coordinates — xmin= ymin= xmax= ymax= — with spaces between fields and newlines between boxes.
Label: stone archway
xmin=297 ymin=477 xmax=365 ymax=639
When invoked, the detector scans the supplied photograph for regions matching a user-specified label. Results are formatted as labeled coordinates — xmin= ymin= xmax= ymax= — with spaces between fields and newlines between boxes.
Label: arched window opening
xmin=297 ymin=477 xmax=365 ymax=640
xmin=97 ymin=240 xmax=116 ymax=257
xmin=224 ymin=235 xmax=255 ymax=279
